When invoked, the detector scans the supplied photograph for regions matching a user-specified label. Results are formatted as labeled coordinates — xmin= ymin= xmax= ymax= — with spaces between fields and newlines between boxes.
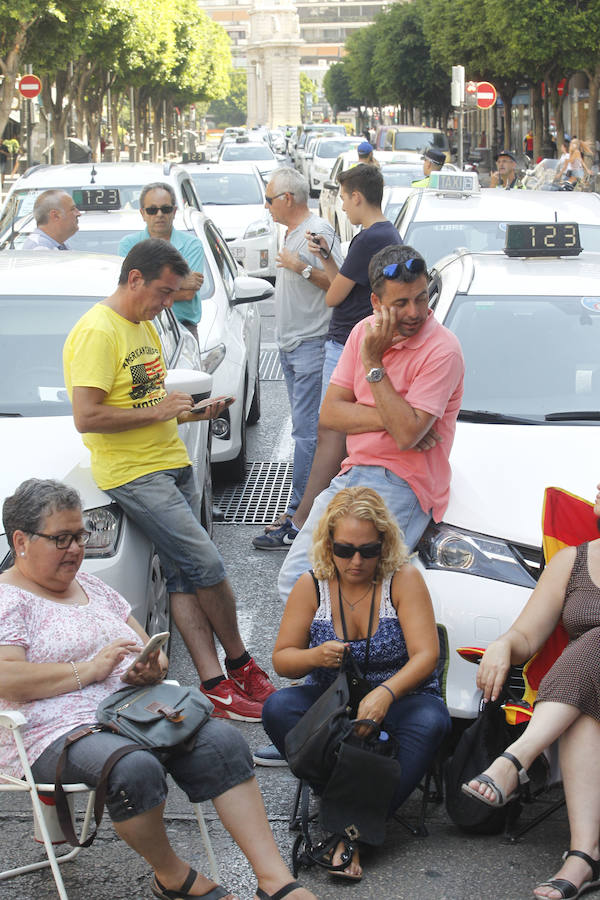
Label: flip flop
xmin=461 ymin=751 xmax=530 ymax=808
xmin=533 ymin=850 xmax=600 ymax=899
xmin=256 ymin=883 xmax=303 ymax=899
xmin=152 ymin=868 xmax=233 ymax=900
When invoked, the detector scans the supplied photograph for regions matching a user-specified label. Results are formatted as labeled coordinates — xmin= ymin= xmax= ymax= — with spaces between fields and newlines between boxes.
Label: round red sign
xmin=18 ymin=75 xmax=42 ymax=99
xmin=476 ymin=81 xmax=497 ymax=109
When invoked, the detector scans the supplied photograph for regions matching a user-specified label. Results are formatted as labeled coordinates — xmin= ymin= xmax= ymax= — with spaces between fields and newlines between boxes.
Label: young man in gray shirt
xmin=253 ymin=168 xmax=342 ymax=550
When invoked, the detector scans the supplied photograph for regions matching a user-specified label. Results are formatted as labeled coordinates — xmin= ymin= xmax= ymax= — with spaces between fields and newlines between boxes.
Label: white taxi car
xmin=0 ymin=161 xmax=203 ymax=234
xmin=0 ymin=204 xmax=274 ymax=481
xmin=306 ymin=136 xmax=362 ymax=196
xmin=185 ymin=163 xmax=280 ymax=279
xmin=394 ymin=173 xmax=600 ymax=268
xmin=216 ymin=140 xmax=279 ymax=183
xmin=0 ymin=251 xmax=213 ymax=634
xmin=418 ymin=223 xmax=600 ymax=719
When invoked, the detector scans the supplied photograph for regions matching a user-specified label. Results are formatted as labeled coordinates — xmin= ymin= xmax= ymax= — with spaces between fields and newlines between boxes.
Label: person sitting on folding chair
xmin=261 ymin=486 xmax=450 ymax=882
xmin=463 ymin=482 xmax=600 ymax=900
xmin=0 ymin=478 xmax=316 ymax=900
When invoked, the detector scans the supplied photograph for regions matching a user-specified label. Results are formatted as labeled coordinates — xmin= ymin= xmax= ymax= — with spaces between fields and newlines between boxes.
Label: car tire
xmin=200 ymin=433 xmax=214 ymax=539
xmin=145 ymin=553 xmax=171 ymax=653
xmin=247 ymin=357 xmax=261 ymax=425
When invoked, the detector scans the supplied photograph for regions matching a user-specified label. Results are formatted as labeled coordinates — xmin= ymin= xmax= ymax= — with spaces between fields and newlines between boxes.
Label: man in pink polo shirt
xmin=278 ymin=244 xmax=464 ymax=601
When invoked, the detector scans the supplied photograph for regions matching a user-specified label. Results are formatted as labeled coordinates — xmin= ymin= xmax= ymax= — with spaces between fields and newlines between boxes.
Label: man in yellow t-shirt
xmin=63 ymin=239 xmax=275 ymax=720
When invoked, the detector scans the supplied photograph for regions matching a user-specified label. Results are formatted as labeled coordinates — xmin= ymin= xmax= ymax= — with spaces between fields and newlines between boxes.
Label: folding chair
xmin=0 ymin=707 xmax=219 ymax=899
xmin=456 ymin=486 xmax=598 ymax=840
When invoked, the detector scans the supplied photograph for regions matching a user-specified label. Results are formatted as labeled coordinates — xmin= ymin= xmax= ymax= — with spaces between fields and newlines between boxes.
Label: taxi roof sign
xmin=72 ymin=188 xmax=121 ymax=211
xmin=427 ymin=171 xmax=479 ymax=193
xmin=504 ymin=222 xmax=582 ymax=258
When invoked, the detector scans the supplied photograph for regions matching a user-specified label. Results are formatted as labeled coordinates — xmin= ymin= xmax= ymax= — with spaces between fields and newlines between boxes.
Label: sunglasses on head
xmin=332 ymin=541 xmax=383 ymax=559
xmin=144 ymin=205 xmax=175 ymax=215
xmin=382 ymin=258 xmax=426 ymax=280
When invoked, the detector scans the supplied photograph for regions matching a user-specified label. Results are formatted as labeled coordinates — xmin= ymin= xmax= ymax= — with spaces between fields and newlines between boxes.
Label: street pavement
xmin=0 ymin=254 xmax=574 ymax=900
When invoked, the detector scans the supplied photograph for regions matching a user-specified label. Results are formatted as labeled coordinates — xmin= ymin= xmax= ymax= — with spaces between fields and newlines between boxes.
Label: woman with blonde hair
xmin=260 ymin=486 xmax=450 ymax=881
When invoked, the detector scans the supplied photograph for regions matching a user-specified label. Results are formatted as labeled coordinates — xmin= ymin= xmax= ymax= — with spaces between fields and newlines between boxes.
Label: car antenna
xmin=90 ymin=164 xmax=97 ymax=184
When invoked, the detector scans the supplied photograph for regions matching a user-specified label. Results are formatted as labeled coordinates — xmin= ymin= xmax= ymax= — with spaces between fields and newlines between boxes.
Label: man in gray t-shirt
xmin=253 ymin=168 xmax=342 ymax=550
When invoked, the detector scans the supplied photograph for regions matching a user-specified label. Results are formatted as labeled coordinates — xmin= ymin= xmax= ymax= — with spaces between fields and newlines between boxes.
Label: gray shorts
xmin=31 ymin=718 xmax=253 ymax=822
xmin=107 ymin=466 xmax=226 ymax=592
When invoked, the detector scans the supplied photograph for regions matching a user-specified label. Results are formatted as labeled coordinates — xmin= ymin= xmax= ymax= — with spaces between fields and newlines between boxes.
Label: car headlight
xmin=244 ymin=219 xmax=271 ymax=239
xmin=418 ymin=522 xmax=538 ymax=588
xmin=83 ymin=504 xmax=123 ymax=558
xmin=200 ymin=343 xmax=226 ymax=374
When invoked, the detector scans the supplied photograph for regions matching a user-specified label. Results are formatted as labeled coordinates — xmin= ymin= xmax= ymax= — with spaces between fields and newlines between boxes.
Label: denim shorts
xmin=107 ymin=466 xmax=226 ymax=593
xmin=31 ymin=718 xmax=253 ymax=823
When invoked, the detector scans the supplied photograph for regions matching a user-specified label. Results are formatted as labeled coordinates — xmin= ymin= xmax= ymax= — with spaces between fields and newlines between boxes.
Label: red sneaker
xmin=201 ymin=677 xmax=263 ymax=722
xmin=226 ymin=657 xmax=277 ymax=703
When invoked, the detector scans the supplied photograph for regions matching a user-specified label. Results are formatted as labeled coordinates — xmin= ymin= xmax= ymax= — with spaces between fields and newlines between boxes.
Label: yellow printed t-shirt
xmin=63 ymin=303 xmax=190 ymax=491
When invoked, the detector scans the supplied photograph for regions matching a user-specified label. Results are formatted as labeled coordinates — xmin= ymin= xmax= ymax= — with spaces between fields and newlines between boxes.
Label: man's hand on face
xmin=154 ymin=391 xmax=194 ymax=422
xmin=361 ymin=305 xmax=402 ymax=370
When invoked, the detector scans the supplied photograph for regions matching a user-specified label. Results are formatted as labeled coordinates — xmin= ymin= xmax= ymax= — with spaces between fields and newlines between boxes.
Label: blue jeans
xmin=107 ymin=466 xmax=226 ymax=593
xmin=320 ymin=338 xmax=345 ymax=406
xmin=262 ymin=684 xmax=450 ymax=811
xmin=278 ymin=465 xmax=432 ymax=602
xmin=279 ymin=337 xmax=326 ymax=516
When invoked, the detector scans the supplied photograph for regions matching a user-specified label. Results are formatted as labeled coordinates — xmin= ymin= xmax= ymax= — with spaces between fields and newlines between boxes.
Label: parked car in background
xmin=306 ymin=136 xmax=362 ymax=196
xmin=217 ymin=139 xmax=279 ymax=182
xmin=374 ymin=125 xmax=451 ymax=162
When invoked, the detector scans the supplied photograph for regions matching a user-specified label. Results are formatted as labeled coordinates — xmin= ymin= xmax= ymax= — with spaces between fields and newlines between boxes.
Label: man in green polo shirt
xmin=119 ymin=182 xmax=204 ymax=340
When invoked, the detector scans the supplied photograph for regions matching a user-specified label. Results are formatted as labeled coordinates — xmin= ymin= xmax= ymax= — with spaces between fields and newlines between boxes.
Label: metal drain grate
xmin=214 ymin=461 xmax=293 ymax=523
xmin=259 ymin=349 xmax=284 ymax=380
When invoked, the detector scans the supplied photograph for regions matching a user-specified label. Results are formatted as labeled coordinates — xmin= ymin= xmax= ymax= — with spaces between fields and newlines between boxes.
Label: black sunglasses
xmin=265 ymin=192 xmax=287 ymax=205
xmin=144 ymin=205 xmax=175 ymax=215
xmin=332 ymin=541 xmax=383 ymax=559
xmin=382 ymin=258 xmax=426 ymax=280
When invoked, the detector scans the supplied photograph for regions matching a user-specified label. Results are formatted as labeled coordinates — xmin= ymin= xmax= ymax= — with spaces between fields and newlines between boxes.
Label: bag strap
xmin=54 ymin=726 xmax=140 ymax=848
xmin=309 ymin=569 xmax=320 ymax=607
xmin=337 ymin=580 xmax=376 ymax=675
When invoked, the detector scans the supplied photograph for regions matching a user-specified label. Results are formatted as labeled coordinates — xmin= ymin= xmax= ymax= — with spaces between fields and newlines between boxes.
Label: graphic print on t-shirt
xmin=123 ymin=345 xmax=166 ymax=407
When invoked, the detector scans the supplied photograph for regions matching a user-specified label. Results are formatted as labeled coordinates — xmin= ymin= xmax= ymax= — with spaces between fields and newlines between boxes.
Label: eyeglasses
xmin=144 ymin=205 xmax=175 ymax=215
xmin=382 ymin=258 xmax=426 ymax=280
xmin=30 ymin=530 xmax=91 ymax=550
xmin=332 ymin=541 xmax=383 ymax=559
xmin=265 ymin=192 xmax=287 ymax=206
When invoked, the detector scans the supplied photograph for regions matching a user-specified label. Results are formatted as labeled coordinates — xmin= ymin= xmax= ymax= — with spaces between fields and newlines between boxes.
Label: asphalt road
xmin=0 ymin=272 xmax=574 ymax=900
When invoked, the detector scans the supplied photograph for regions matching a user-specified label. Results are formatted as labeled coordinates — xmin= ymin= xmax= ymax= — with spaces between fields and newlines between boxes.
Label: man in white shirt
xmin=22 ymin=190 xmax=81 ymax=250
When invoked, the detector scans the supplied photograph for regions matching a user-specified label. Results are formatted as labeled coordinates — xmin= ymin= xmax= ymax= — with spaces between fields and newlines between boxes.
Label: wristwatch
xmin=365 ymin=366 xmax=386 ymax=383
xmin=301 ymin=265 xmax=312 ymax=280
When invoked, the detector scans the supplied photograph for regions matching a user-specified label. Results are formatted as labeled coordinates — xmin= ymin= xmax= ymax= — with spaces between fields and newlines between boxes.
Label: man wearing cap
xmin=411 ymin=146 xmax=446 ymax=187
xmin=355 ymin=141 xmax=380 ymax=168
xmin=490 ymin=151 xmax=522 ymax=189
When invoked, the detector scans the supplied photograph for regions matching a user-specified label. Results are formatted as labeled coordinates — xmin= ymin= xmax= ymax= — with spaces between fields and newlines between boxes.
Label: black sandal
xmin=461 ymin=751 xmax=530 ymax=808
xmin=256 ymin=883 xmax=302 ymax=900
xmin=534 ymin=850 xmax=600 ymax=899
xmin=152 ymin=868 xmax=232 ymax=900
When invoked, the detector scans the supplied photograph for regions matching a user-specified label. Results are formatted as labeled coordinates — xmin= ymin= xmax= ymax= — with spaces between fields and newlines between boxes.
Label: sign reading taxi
xmin=476 ymin=81 xmax=497 ymax=109
xmin=18 ymin=74 xmax=42 ymax=99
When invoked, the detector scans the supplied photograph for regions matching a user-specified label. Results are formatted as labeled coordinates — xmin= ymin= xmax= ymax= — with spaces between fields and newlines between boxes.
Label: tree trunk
xmin=532 ymin=81 xmax=544 ymax=162
xmin=111 ymin=89 xmax=121 ymax=156
xmin=41 ymin=71 xmax=71 ymax=165
xmin=0 ymin=23 xmax=27 ymax=146
xmin=584 ymin=66 xmax=599 ymax=157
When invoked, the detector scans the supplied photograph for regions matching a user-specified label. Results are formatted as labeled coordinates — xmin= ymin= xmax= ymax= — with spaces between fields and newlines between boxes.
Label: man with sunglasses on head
xmin=278 ymin=243 xmax=464 ymax=602
xmin=119 ymin=183 xmax=205 ymax=341
xmin=253 ymin=168 xmax=342 ymax=551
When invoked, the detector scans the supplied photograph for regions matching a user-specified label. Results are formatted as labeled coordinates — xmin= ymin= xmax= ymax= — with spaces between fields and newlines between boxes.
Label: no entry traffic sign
xmin=18 ymin=75 xmax=42 ymax=99
xmin=476 ymin=81 xmax=497 ymax=109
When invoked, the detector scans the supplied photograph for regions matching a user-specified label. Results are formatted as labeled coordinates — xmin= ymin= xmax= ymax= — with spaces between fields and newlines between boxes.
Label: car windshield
xmin=316 ymin=140 xmax=357 ymax=158
xmin=393 ymin=132 xmax=448 ymax=152
xmin=383 ymin=202 xmax=405 ymax=223
xmin=190 ymin=172 xmax=262 ymax=205
xmin=0 ymin=186 xmax=143 ymax=232
xmin=0 ymin=296 xmax=101 ymax=416
xmin=382 ymin=167 xmax=422 ymax=186
xmin=222 ymin=145 xmax=274 ymax=161
xmin=444 ymin=294 xmax=600 ymax=421
xmin=404 ymin=221 xmax=600 ymax=268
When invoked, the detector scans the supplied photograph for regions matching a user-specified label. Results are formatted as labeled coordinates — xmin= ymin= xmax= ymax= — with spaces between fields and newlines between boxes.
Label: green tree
xmin=344 ymin=25 xmax=380 ymax=110
xmin=208 ymin=69 xmax=247 ymax=126
xmin=323 ymin=61 xmax=357 ymax=117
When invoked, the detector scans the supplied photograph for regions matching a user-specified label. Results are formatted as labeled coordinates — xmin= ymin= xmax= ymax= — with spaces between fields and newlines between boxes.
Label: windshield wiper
xmin=545 ymin=411 xmax=600 ymax=421
xmin=459 ymin=409 xmax=541 ymax=425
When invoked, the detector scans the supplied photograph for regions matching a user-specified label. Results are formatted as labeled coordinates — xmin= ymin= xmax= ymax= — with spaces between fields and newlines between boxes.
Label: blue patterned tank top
xmin=305 ymin=574 xmax=440 ymax=696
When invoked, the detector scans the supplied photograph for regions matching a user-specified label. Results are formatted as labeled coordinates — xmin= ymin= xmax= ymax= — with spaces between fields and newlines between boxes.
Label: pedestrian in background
xmin=22 ymin=190 xmax=81 ymax=250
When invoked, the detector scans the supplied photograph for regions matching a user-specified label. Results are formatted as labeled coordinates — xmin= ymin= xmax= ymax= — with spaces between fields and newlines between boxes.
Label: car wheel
xmin=145 ymin=553 xmax=171 ymax=652
xmin=247 ymin=357 xmax=261 ymax=425
xmin=215 ymin=383 xmax=248 ymax=484
xmin=200 ymin=433 xmax=214 ymax=538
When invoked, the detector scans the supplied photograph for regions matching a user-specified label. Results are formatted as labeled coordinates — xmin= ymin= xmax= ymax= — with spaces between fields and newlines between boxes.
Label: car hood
xmin=445 ymin=422 xmax=598 ymax=545
xmin=206 ymin=205 xmax=270 ymax=240
xmin=0 ymin=415 xmax=107 ymax=515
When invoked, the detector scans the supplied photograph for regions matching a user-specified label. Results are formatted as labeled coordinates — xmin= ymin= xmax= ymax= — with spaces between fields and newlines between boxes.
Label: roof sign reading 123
xmin=504 ymin=222 xmax=582 ymax=258
xmin=428 ymin=171 xmax=478 ymax=192
xmin=72 ymin=188 xmax=121 ymax=211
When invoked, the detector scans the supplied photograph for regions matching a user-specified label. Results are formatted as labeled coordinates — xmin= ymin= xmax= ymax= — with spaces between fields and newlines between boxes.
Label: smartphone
xmin=129 ymin=632 xmax=170 ymax=668
xmin=190 ymin=395 xmax=234 ymax=414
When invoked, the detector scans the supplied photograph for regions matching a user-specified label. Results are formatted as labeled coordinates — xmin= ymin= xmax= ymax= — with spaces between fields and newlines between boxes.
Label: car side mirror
xmin=232 ymin=274 xmax=275 ymax=306
xmin=165 ymin=368 xmax=213 ymax=399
